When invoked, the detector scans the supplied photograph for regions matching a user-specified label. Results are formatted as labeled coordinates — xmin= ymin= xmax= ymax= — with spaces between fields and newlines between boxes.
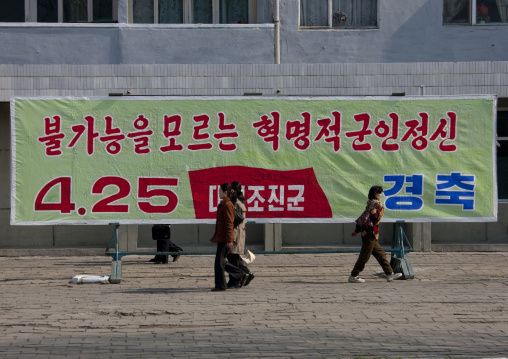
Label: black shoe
xmin=172 ymin=255 xmax=181 ymax=262
xmin=240 ymin=273 xmax=249 ymax=287
xmin=244 ymin=273 xmax=255 ymax=286
xmin=211 ymin=287 xmax=227 ymax=292
xmin=149 ymin=257 xmax=158 ymax=262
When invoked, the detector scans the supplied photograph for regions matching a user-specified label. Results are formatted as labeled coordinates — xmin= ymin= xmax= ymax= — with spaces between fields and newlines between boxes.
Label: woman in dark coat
xmin=210 ymin=183 xmax=248 ymax=291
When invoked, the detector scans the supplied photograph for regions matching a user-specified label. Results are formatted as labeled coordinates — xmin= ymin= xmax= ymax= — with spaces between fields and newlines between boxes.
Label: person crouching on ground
xmin=210 ymin=183 xmax=249 ymax=292
xmin=349 ymin=185 xmax=403 ymax=283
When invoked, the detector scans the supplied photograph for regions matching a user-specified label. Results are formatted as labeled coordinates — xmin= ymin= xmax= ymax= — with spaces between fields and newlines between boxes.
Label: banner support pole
xmin=390 ymin=221 xmax=415 ymax=279
xmin=106 ymin=223 xmax=122 ymax=283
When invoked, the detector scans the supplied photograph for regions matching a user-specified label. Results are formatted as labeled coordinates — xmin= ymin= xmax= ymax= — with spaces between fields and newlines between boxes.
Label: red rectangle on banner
xmin=189 ymin=166 xmax=332 ymax=219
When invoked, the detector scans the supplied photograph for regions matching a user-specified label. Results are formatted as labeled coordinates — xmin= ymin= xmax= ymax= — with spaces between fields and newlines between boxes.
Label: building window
xmin=497 ymin=101 xmax=508 ymax=200
xmin=0 ymin=2 xmax=25 ymax=22
xmin=444 ymin=0 xmax=508 ymax=25
xmin=22 ymin=0 xmax=118 ymax=23
xmin=220 ymin=0 xmax=249 ymax=24
xmin=300 ymin=0 xmax=377 ymax=28
xmin=159 ymin=0 xmax=184 ymax=23
xmin=37 ymin=0 xmax=58 ymax=22
xmin=131 ymin=0 xmax=256 ymax=24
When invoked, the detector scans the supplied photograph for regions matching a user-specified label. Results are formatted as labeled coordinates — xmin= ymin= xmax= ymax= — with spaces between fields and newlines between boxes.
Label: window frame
xmin=299 ymin=0 xmax=378 ymax=30
xmin=25 ymin=0 xmax=118 ymax=23
xmin=129 ymin=0 xmax=257 ymax=24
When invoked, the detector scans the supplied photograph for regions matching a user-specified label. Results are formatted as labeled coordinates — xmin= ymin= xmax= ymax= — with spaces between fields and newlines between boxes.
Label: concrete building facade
xmin=1 ymin=0 xmax=507 ymax=254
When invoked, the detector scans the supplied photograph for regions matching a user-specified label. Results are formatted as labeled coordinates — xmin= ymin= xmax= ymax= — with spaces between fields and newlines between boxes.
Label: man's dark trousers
xmin=155 ymin=239 xmax=182 ymax=264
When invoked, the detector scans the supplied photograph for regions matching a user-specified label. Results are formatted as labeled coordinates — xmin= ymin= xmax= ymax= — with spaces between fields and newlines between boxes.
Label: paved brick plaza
xmin=1 ymin=252 xmax=507 ymax=358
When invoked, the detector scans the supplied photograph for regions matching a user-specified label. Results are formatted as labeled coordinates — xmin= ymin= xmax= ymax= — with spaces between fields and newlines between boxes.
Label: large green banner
xmin=11 ymin=96 xmax=497 ymax=225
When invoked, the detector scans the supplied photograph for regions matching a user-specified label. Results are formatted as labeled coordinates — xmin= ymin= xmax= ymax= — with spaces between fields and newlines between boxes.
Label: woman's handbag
xmin=233 ymin=208 xmax=244 ymax=227
xmin=240 ymin=249 xmax=255 ymax=264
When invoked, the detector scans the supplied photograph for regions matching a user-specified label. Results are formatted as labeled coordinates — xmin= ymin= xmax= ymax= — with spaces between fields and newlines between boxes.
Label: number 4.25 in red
xmin=34 ymin=176 xmax=180 ymax=215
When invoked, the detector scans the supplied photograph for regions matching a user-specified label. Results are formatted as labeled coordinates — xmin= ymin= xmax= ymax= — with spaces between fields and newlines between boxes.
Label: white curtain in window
xmin=495 ymin=0 xmax=508 ymax=22
xmin=333 ymin=0 xmax=377 ymax=27
xmin=300 ymin=0 xmax=328 ymax=26
xmin=443 ymin=0 xmax=469 ymax=23
xmin=64 ymin=0 xmax=87 ymax=22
